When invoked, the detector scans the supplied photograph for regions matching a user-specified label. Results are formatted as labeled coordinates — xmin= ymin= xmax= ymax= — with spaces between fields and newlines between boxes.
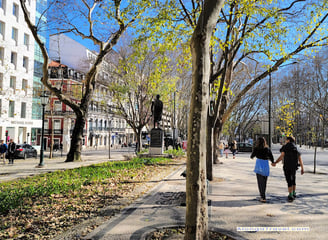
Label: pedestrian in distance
xmin=224 ymin=143 xmax=229 ymax=158
xmin=230 ymin=140 xmax=237 ymax=159
xmin=251 ymin=137 xmax=274 ymax=203
xmin=272 ymin=136 xmax=304 ymax=202
xmin=0 ymin=139 xmax=8 ymax=164
xmin=7 ymin=139 xmax=16 ymax=164
xmin=218 ymin=141 xmax=224 ymax=158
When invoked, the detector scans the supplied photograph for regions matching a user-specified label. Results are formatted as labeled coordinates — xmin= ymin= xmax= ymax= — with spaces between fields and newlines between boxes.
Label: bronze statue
xmin=151 ymin=94 xmax=163 ymax=128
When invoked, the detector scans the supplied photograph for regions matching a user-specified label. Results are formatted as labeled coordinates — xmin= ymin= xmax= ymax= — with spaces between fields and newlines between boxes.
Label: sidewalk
xmin=84 ymin=153 xmax=328 ymax=240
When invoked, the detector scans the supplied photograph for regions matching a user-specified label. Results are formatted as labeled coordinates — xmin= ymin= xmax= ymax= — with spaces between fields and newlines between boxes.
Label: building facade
xmin=47 ymin=34 xmax=131 ymax=150
xmin=0 ymin=0 xmax=42 ymax=144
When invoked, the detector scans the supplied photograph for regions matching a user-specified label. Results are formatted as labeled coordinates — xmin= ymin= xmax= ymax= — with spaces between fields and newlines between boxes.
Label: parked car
xmin=237 ymin=142 xmax=253 ymax=152
xmin=14 ymin=144 xmax=38 ymax=159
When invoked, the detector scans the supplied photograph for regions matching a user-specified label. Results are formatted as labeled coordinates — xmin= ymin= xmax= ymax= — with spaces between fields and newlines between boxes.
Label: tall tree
xmin=20 ymin=0 xmax=151 ymax=161
xmin=106 ymin=39 xmax=175 ymax=152
xmin=185 ymin=1 xmax=225 ymax=239
xmin=203 ymin=0 xmax=328 ymax=179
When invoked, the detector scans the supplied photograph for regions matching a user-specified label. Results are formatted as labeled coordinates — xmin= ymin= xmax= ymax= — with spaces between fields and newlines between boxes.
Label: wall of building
xmin=0 ymin=0 xmax=42 ymax=144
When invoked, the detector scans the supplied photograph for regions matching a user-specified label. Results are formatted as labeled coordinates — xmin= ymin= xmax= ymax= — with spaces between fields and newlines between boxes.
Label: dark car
xmin=237 ymin=142 xmax=253 ymax=152
xmin=14 ymin=144 xmax=38 ymax=159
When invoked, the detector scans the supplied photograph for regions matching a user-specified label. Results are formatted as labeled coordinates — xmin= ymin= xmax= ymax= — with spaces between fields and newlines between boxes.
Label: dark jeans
xmin=256 ymin=174 xmax=268 ymax=199
xmin=284 ymin=168 xmax=296 ymax=187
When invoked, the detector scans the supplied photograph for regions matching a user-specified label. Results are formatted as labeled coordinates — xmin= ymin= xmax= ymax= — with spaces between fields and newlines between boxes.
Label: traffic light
xmin=5 ymin=130 xmax=8 ymax=137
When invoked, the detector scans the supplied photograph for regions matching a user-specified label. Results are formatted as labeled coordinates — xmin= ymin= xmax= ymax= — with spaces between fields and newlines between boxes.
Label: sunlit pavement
xmin=85 ymin=149 xmax=328 ymax=240
xmin=1 ymin=146 xmax=327 ymax=240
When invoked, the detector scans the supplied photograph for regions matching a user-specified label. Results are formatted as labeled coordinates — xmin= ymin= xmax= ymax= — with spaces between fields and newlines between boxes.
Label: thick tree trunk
xmin=136 ymin=130 xmax=142 ymax=153
xmin=213 ymin=127 xmax=220 ymax=164
xmin=185 ymin=1 xmax=225 ymax=239
xmin=65 ymin=112 xmax=86 ymax=162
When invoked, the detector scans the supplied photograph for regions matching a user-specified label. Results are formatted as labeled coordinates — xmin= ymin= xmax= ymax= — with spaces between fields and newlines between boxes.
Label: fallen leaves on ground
xmin=0 ymin=159 xmax=184 ymax=239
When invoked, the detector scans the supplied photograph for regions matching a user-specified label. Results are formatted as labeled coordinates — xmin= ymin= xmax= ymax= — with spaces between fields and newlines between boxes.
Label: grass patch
xmin=164 ymin=148 xmax=185 ymax=158
xmin=0 ymin=156 xmax=170 ymax=214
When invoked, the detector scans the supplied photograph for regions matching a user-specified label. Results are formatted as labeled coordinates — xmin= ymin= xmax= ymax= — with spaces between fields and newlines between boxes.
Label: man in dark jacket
xmin=272 ymin=136 xmax=304 ymax=202
xmin=0 ymin=140 xmax=8 ymax=164
xmin=7 ymin=139 xmax=16 ymax=164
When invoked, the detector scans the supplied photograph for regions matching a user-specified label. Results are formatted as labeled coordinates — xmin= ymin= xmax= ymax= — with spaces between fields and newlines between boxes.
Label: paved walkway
xmin=1 ymin=149 xmax=327 ymax=239
xmin=84 ymin=152 xmax=328 ymax=240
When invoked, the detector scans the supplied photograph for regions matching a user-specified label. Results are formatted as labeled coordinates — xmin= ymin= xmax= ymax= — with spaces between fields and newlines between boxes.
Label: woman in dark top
xmin=250 ymin=137 xmax=274 ymax=203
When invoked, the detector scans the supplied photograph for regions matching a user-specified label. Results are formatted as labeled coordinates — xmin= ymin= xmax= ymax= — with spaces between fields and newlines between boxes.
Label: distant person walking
xmin=251 ymin=137 xmax=274 ymax=203
xmin=7 ymin=139 xmax=16 ymax=164
xmin=272 ymin=136 xmax=304 ymax=202
xmin=230 ymin=140 xmax=237 ymax=159
xmin=224 ymin=143 xmax=229 ymax=158
xmin=0 ymin=140 xmax=8 ymax=164
xmin=218 ymin=141 xmax=224 ymax=158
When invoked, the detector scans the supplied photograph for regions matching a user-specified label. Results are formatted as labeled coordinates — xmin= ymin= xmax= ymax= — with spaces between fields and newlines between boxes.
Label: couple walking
xmin=251 ymin=136 xmax=304 ymax=203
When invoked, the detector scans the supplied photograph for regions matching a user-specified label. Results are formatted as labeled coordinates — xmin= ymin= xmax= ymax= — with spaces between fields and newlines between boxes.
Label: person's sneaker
xmin=288 ymin=195 xmax=294 ymax=202
xmin=293 ymin=192 xmax=296 ymax=199
xmin=260 ymin=197 xmax=266 ymax=203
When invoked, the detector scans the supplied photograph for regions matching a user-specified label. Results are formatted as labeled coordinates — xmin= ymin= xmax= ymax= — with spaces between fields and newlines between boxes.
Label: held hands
xmin=271 ymin=162 xmax=276 ymax=167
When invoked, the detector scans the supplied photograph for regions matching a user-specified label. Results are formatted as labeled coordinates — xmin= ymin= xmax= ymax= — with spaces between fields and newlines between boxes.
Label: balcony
xmin=37 ymin=129 xmax=63 ymax=135
xmin=44 ymin=110 xmax=75 ymax=116
xmin=70 ymin=129 xmax=87 ymax=135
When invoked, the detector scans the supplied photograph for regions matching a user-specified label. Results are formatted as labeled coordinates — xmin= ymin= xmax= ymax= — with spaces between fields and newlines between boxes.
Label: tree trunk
xmin=65 ymin=112 xmax=86 ymax=162
xmin=137 ymin=131 xmax=141 ymax=153
xmin=185 ymin=1 xmax=225 ymax=239
xmin=206 ymin=116 xmax=213 ymax=180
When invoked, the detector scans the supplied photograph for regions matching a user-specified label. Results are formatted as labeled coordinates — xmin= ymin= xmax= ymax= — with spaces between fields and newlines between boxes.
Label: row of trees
xmin=19 ymin=0 xmax=328 ymax=239
xmin=226 ymin=47 xmax=328 ymax=148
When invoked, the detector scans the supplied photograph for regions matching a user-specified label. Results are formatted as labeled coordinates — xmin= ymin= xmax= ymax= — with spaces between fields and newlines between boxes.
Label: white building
xmin=0 ymin=0 xmax=41 ymax=144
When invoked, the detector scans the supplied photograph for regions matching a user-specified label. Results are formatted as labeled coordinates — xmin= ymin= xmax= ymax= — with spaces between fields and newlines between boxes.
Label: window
xmin=12 ymin=27 xmax=18 ymax=45
xmin=34 ymin=61 xmax=43 ymax=78
xmin=23 ymin=56 xmax=28 ymax=72
xmin=24 ymin=34 xmax=29 ymax=50
xmin=0 ymin=21 xmax=4 ymax=40
xmin=54 ymin=120 xmax=61 ymax=130
xmin=0 ymin=72 xmax=3 ymax=90
xmin=13 ymin=3 xmax=18 ymax=20
xmin=22 ymin=79 xmax=28 ymax=92
xmin=0 ymin=47 xmax=4 ymax=65
xmin=44 ymin=120 xmax=49 ymax=129
xmin=0 ymin=0 xmax=6 ymax=11
xmin=10 ymin=76 xmax=16 ymax=91
xmin=10 ymin=51 xmax=17 ymax=68
xmin=54 ymin=100 xmax=61 ymax=111
xmin=21 ymin=102 xmax=26 ymax=118
xmin=8 ymin=100 xmax=14 ymax=117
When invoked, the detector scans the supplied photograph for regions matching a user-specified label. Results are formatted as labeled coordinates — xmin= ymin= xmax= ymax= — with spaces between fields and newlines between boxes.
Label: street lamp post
xmin=108 ymin=120 xmax=111 ymax=159
xmin=38 ymin=91 xmax=49 ymax=167
xmin=173 ymin=91 xmax=176 ymax=149
xmin=268 ymin=71 xmax=272 ymax=148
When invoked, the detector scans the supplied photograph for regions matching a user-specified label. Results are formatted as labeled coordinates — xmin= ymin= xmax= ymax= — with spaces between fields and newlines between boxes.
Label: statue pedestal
xmin=149 ymin=128 xmax=163 ymax=155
